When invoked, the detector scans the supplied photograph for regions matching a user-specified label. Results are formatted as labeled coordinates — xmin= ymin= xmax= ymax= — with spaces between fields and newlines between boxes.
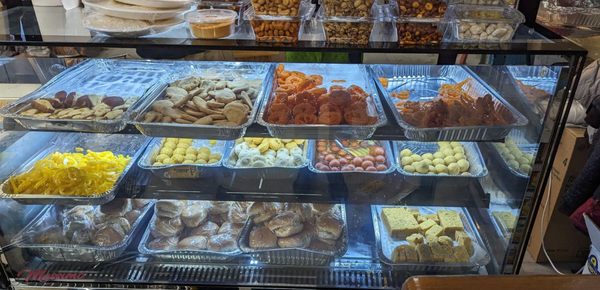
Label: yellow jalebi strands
xmin=438 ymin=78 xmax=474 ymax=100
xmin=8 ymin=148 xmax=131 ymax=196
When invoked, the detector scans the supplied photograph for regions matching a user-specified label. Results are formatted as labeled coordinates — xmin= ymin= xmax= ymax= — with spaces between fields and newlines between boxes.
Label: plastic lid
xmin=185 ymin=9 xmax=237 ymax=24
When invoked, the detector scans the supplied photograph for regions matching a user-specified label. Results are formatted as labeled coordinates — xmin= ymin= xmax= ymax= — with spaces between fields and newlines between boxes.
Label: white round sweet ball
xmin=404 ymin=165 xmax=416 ymax=173
xmin=450 ymin=141 xmax=461 ymax=148
xmin=400 ymin=149 xmax=413 ymax=157
xmin=422 ymin=153 xmax=434 ymax=160
xmin=401 ymin=156 xmax=414 ymax=166
xmin=433 ymin=152 xmax=445 ymax=159
xmin=448 ymin=163 xmax=460 ymax=175
xmin=457 ymin=159 xmax=470 ymax=172
xmin=520 ymin=164 xmax=532 ymax=174
xmin=454 ymin=152 xmax=465 ymax=160
xmin=422 ymin=159 xmax=433 ymax=166
xmin=435 ymin=164 xmax=448 ymax=174
xmin=428 ymin=165 xmax=436 ymax=173
xmin=508 ymin=160 xmax=520 ymax=170
xmin=432 ymin=158 xmax=445 ymax=166
xmin=411 ymin=154 xmax=423 ymax=162
xmin=442 ymin=148 xmax=455 ymax=157
xmin=444 ymin=156 xmax=456 ymax=165
xmin=414 ymin=162 xmax=429 ymax=174
xmin=453 ymin=146 xmax=465 ymax=154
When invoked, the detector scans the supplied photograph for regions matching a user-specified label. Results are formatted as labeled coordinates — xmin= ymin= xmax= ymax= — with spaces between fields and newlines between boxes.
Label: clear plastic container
xmin=322 ymin=17 xmax=374 ymax=45
xmin=396 ymin=18 xmax=445 ymax=45
xmin=448 ymin=0 xmax=505 ymax=5
xmin=185 ymin=9 xmax=238 ymax=39
xmin=322 ymin=0 xmax=375 ymax=17
xmin=250 ymin=0 xmax=302 ymax=16
xmin=445 ymin=5 xmax=525 ymax=43
xmin=246 ymin=4 xmax=314 ymax=43
xmin=396 ymin=0 xmax=448 ymax=17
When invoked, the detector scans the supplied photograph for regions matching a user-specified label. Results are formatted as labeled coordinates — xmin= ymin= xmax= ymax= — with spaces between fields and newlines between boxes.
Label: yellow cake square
xmin=382 ymin=207 xmax=420 ymax=239
xmin=438 ymin=210 xmax=464 ymax=235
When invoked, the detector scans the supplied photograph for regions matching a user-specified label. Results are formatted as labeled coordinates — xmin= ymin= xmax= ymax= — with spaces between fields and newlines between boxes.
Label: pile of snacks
xmin=314 ymin=140 xmax=389 ymax=172
xmin=323 ymin=20 xmax=373 ymax=45
xmin=397 ymin=21 xmax=443 ymax=45
xmin=250 ymin=18 xmax=301 ymax=42
xmin=452 ymin=0 xmax=503 ymax=4
xmin=247 ymin=202 xmax=344 ymax=250
xmin=381 ymin=207 xmax=473 ymax=263
xmin=19 ymin=92 xmax=136 ymax=121
xmin=227 ymin=138 xmax=306 ymax=167
xmin=493 ymin=140 xmax=534 ymax=174
xmin=147 ymin=200 xmax=250 ymax=252
xmin=396 ymin=0 xmax=447 ymax=17
xmin=151 ymin=138 xmax=222 ymax=166
xmin=492 ymin=211 xmax=516 ymax=232
xmin=7 ymin=148 xmax=131 ymax=196
xmin=33 ymin=199 xmax=151 ymax=246
xmin=322 ymin=0 xmax=374 ymax=17
xmin=399 ymin=142 xmax=471 ymax=175
xmin=265 ymin=64 xmax=377 ymax=125
xmin=457 ymin=22 xmax=515 ymax=42
xmin=250 ymin=0 xmax=302 ymax=16
xmin=396 ymin=78 xmax=516 ymax=127
xmin=448 ymin=5 xmax=524 ymax=43
xmin=141 ymin=76 xmax=262 ymax=127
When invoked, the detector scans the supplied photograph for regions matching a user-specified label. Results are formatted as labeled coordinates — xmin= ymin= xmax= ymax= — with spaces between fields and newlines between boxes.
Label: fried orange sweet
xmin=294 ymin=113 xmax=318 ymax=124
xmin=266 ymin=103 xmax=291 ymax=124
xmin=293 ymin=102 xmax=317 ymax=116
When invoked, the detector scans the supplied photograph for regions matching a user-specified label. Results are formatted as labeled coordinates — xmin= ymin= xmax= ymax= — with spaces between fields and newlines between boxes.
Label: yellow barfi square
xmin=419 ymin=219 xmax=437 ymax=232
xmin=382 ymin=207 xmax=420 ymax=239
xmin=438 ymin=210 xmax=464 ymax=235
xmin=425 ymin=224 xmax=444 ymax=238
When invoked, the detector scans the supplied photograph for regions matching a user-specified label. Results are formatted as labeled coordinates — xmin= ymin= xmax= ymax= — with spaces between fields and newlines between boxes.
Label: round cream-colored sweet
xmin=173 ymin=148 xmax=186 ymax=155
xmin=517 ymin=156 xmax=529 ymax=165
xmin=453 ymin=146 xmax=465 ymax=154
xmin=166 ymin=138 xmax=178 ymax=143
xmin=400 ymin=149 xmax=413 ymax=157
xmin=450 ymin=141 xmax=461 ymax=148
xmin=520 ymin=164 xmax=532 ymax=174
xmin=176 ymin=143 xmax=190 ymax=149
xmin=433 ymin=152 xmax=444 ymax=159
xmin=185 ymin=147 xmax=197 ymax=155
xmin=448 ymin=163 xmax=460 ymax=175
xmin=432 ymin=158 xmax=445 ymax=166
xmin=160 ymin=147 xmax=174 ymax=156
xmin=454 ymin=152 xmax=465 ymax=160
xmin=182 ymin=160 xmax=194 ymax=164
xmin=422 ymin=159 xmax=433 ymax=166
xmin=435 ymin=164 xmax=448 ymax=173
xmin=422 ymin=153 xmax=434 ymax=160
xmin=411 ymin=154 xmax=423 ymax=162
xmin=508 ymin=160 xmax=519 ymax=170
xmin=163 ymin=158 xmax=173 ymax=164
xmin=414 ymin=162 xmax=429 ymax=174
xmin=155 ymin=154 xmax=169 ymax=162
xmin=461 ymin=172 xmax=471 ymax=176
xmin=184 ymin=154 xmax=197 ymax=161
xmin=197 ymin=152 xmax=210 ymax=161
xmin=438 ymin=141 xmax=451 ymax=148
xmin=457 ymin=159 xmax=470 ymax=172
xmin=444 ymin=156 xmax=456 ymax=165
xmin=428 ymin=165 xmax=436 ymax=173
xmin=198 ymin=147 xmax=211 ymax=155
xmin=172 ymin=154 xmax=185 ymax=163
xmin=442 ymin=148 xmax=454 ymax=157
xmin=164 ymin=142 xmax=176 ymax=149
xmin=401 ymin=156 xmax=414 ymax=166
xmin=404 ymin=165 xmax=416 ymax=173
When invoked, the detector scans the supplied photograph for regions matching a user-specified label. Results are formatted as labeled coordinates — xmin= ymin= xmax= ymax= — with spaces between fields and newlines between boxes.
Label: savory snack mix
xmin=396 ymin=0 xmax=447 ymax=17
xmin=395 ymin=78 xmax=516 ymax=128
xmin=227 ymin=138 xmax=306 ymax=168
xmin=250 ymin=0 xmax=302 ymax=16
xmin=399 ymin=141 xmax=471 ymax=175
xmin=19 ymin=91 xmax=136 ymax=121
xmin=141 ymin=76 xmax=262 ymax=127
xmin=381 ymin=207 xmax=473 ymax=263
xmin=7 ymin=148 xmax=131 ymax=196
xmin=151 ymin=138 xmax=222 ymax=166
xmin=314 ymin=140 xmax=389 ymax=172
xmin=323 ymin=0 xmax=374 ymax=17
xmin=265 ymin=64 xmax=377 ymax=126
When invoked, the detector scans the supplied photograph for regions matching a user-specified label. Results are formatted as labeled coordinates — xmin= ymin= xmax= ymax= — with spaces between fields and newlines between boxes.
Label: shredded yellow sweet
xmin=8 ymin=148 xmax=131 ymax=196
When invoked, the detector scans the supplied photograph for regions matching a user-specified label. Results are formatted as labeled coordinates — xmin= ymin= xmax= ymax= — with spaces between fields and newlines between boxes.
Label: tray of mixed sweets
xmin=132 ymin=61 xmax=274 ymax=140
xmin=371 ymin=65 xmax=528 ymax=141
xmin=0 ymin=133 xmax=149 ymax=204
xmin=372 ymin=205 xmax=490 ymax=271
xmin=0 ymin=59 xmax=169 ymax=133
xmin=239 ymin=202 xmax=348 ymax=266
xmin=257 ymin=63 xmax=387 ymax=140
xmin=13 ymin=199 xmax=153 ymax=262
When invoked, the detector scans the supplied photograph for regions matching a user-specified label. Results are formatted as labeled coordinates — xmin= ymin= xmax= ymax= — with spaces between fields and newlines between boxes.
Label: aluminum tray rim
xmin=0 ymin=135 xmax=150 ymax=204
xmin=13 ymin=201 xmax=154 ymax=252
xmin=138 ymin=214 xmax=242 ymax=258
xmin=137 ymin=138 xmax=233 ymax=171
xmin=371 ymin=205 xmax=491 ymax=269
xmin=238 ymin=204 xmax=349 ymax=258
xmin=308 ymin=140 xmax=396 ymax=175
xmin=393 ymin=141 xmax=489 ymax=178
xmin=369 ymin=65 xmax=529 ymax=140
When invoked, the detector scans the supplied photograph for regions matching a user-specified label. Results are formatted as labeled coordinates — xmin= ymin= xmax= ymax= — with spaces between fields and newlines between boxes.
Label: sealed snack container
xmin=139 ymin=201 xmax=246 ymax=262
xmin=198 ymin=0 xmax=250 ymax=25
xmin=323 ymin=17 xmax=374 ymax=45
xmin=0 ymin=59 xmax=168 ymax=133
xmin=250 ymin=15 xmax=301 ymax=42
xmin=138 ymin=138 xmax=231 ymax=179
xmin=239 ymin=203 xmax=348 ymax=266
xmin=370 ymin=64 xmax=527 ymax=141
xmin=14 ymin=200 xmax=153 ymax=262
xmin=83 ymin=9 xmax=185 ymax=37
xmin=258 ymin=63 xmax=387 ymax=140
xmin=223 ymin=138 xmax=311 ymax=180
xmin=186 ymin=9 xmax=237 ymax=39
xmin=372 ymin=205 xmax=490 ymax=271
xmin=250 ymin=0 xmax=302 ymax=16
xmin=448 ymin=0 xmax=505 ymax=5
xmin=396 ymin=0 xmax=447 ymax=17
xmin=132 ymin=61 xmax=273 ymax=140
xmin=0 ymin=133 xmax=149 ymax=205
xmin=322 ymin=0 xmax=375 ymax=17
xmin=445 ymin=5 xmax=525 ymax=42
xmin=394 ymin=141 xmax=487 ymax=178
xmin=397 ymin=18 xmax=444 ymax=45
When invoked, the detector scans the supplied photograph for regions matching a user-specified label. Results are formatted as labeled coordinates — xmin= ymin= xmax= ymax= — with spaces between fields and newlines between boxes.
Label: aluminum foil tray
xmin=393 ymin=141 xmax=488 ymax=178
xmin=13 ymin=201 xmax=153 ymax=262
xmin=257 ymin=63 xmax=388 ymax=140
xmin=372 ymin=205 xmax=490 ymax=271
xmin=308 ymin=140 xmax=395 ymax=176
xmin=138 ymin=214 xmax=241 ymax=262
xmin=0 ymin=59 xmax=169 ymax=133
xmin=0 ymin=133 xmax=149 ymax=205
xmin=370 ymin=64 xmax=528 ymax=141
xmin=223 ymin=140 xmax=313 ymax=180
xmin=131 ymin=61 xmax=274 ymax=140
xmin=489 ymin=142 xmax=538 ymax=179
xmin=138 ymin=138 xmax=232 ymax=179
xmin=239 ymin=205 xmax=348 ymax=266
xmin=506 ymin=65 xmax=561 ymax=123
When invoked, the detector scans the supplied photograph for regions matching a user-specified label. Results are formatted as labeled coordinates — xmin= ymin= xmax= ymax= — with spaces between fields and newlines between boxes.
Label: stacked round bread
xmin=247 ymin=202 xmax=345 ymax=251
xmin=82 ymin=0 xmax=190 ymax=36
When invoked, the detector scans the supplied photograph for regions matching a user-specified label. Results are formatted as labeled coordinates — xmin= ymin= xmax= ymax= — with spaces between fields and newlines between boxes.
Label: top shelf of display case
xmin=0 ymin=6 xmax=586 ymax=56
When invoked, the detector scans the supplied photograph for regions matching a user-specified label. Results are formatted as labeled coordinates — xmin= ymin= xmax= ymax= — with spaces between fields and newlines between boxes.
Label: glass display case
xmin=0 ymin=1 xmax=588 ymax=289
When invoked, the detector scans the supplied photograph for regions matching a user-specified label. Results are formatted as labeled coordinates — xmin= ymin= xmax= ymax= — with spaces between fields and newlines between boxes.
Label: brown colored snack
xmin=250 ymin=0 xmax=301 ymax=16
xmin=189 ymin=221 xmax=220 ymax=237
xmin=207 ymin=233 xmax=238 ymax=252
xmin=396 ymin=0 xmax=447 ymax=18
xmin=397 ymin=22 xmax=442 ymax=45
xmin=266 ymin=211 xmax=304 ymax=238
xmin=316 ymin=212 xmax=344 ymax=243
xmin=249 ymin=225 xmax=278 ymax=249
xmin=324 ymin=21 xmax=373 ymax=45
xmin=323 ymin=0 xmax=374 ymax=17
xmin=177 ymin=235 xmax=208 ymax=250
xmin=250 ymin=19 xmax=300 ymax=43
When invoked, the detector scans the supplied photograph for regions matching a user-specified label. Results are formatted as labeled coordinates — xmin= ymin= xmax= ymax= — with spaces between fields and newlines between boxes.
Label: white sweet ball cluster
xmin=400 ymin=141 xmax=471 ymax=175
xmin=228 ymin=138 xmax=305 ymax=168
xmin=494 ymin=141 xmax=534 ymax=174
